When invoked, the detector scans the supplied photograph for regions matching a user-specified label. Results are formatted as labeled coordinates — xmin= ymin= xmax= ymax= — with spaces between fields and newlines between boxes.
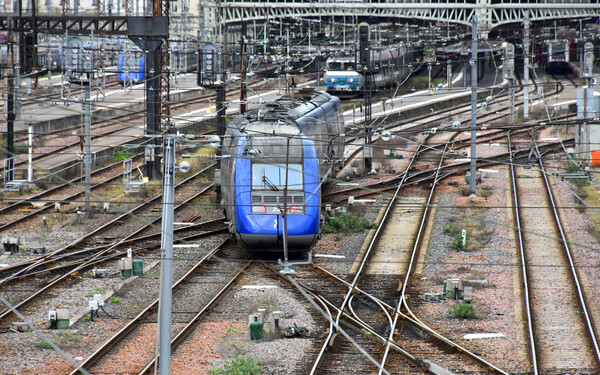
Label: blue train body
xmin=118 ymin=49 xmax=145 ymax=84
xmin=324 ymin=44 xmax=416 ymax=97
xmin=219 ymin=92 xmax=345 ymax=252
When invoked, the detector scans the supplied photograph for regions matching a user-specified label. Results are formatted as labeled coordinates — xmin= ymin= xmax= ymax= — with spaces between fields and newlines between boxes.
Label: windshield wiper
xmin=262 ymin=176 xmax=279 ymax=191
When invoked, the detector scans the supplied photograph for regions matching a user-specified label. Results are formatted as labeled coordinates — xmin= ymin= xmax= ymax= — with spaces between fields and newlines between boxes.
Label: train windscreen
xmin=251 ymin=163 xmax=303 ymax=191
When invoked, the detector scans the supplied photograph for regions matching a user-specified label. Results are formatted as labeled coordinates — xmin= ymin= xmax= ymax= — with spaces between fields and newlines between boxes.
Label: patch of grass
xmin=193 ymin=196 xmax=215 ymax=213
xmin=444 ymin=208 xmax=494 ymax=252
xmin=87 ymin=291 xmax=95 ymax=296
xmin=95 ymin=288 xmax=106 ymax=293
xmin=443 ymin=222 xmax=461 ymax=236
xmin=110 ymin=296 xmax=122 ymax=304
xmin=208 ymin=355 xmax=262 ymax=375
xmin=450 ymin=301 xmax=478 ymax=319
xmin=82 ymin=316 xmax=90 ymax=322
xmin=2 ymin=139 xmax=28 ymax=154
xmin=322 ymin=213 xmax=375 ymax=234
xmin=563 ymin=161 xmax=589 ymax=188
xmin=114 ymin=147 xmax=135 ymax=161
xmin=452 ymin=232 xmax=470 ymax=251
xmin=34 ymin=340 xmax=53 ymax=349
xmin=257 ymin=297 xmax=277 ymax=311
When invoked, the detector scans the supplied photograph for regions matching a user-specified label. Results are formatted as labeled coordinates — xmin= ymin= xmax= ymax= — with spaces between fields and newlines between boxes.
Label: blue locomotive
xmin=117 ymin=47 xmax=145 ymax=85
xmin=324 ymin=43 xmax=416 ymax=97
xmin=218 ymin=91 xmax=345 ymax=252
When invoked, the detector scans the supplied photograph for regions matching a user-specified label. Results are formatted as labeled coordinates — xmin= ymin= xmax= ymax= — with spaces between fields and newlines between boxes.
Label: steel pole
xmin=470 ymin=18 xmax=478 ymax=196
xmin=28 ymin=122 xmax=33 ymax=182
xmin=158 ymin=136 xmax=175 ymax=374
xmin=523 ymin=12 xmax=530 ymax=119
xmin=84 ymin=83 xmax=92 ymax=216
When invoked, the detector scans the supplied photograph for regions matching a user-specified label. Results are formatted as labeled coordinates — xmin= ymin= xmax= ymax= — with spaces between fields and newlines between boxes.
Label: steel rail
xmin=0 ymin=153 xmax=142 ymax=218
xmin=69 ymin=240 xmax=228 ymax=375
xmin=309 ymin=136 xmax=430 ymax=374
xmin=379 ymin=135 xmax=453 ymax=374
xmin=0 ymin=154 xmax=145 ymax=232
xmin=314 ymin=259 xmax=510 ymax=374
xmin=532 ymin=137 xmax=600 ymax=366
xmin=508 ymin=131 xmax=539 ymax=374
xmin=326 ymin=138 xmax=574 ymax=204
xmin=373 ymin=129 xmax=510 ymax=374
xmin=0 ymin=163 xmax=214 ymax=284
xmin=0 ymin=170 xmax=216 ymax=321
xmin=9 ymin=225 xmax=227 ymax=281
xmin=347 ymin=293 xmax=394 ymax=336
xmin=138 ymin=260 xmax=252 ymax=374
xmin=0 ymin=216 xmax=223 ymax=277
xmin=264 ymin=263 xmax=421 ymax=369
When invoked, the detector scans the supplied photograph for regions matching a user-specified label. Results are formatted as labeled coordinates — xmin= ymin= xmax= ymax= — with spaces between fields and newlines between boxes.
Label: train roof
xmin=437 ymin=40 xmax=504 ymax=55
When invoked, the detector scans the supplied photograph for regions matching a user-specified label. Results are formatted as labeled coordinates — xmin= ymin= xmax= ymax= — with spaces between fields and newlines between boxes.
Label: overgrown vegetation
xmin=451 ymin=232 xmax=470 ymax=251
xmin=1 ymin=139 xmax=28 ymax=154
xmin=110 ymin=296 xmax=122 ymax=304
xmin=444 ymin=208 xmax=494 ymax=252
xmin=564 ymin=161 xmax=590 ymax=188
xmin=322 ymin=213 xmax=375 ymax=234
xmin=208 ymin=355 xmax=262 ymax=375
xmin=113 ymin=147 xmax=135 ymax=161
xmin=34 ymin=340 xmax=53 ymax=349
xmin=459 ymin=185 xmax=494 ymax=197
xmin=450 ymin=301 xmax=477 ymax=319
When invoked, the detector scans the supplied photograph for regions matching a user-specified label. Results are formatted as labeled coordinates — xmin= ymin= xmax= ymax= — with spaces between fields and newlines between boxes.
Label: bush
xmin=1 ymin=139 xmax=28 ymax=154
xmin=208 ymin=356 xmax=261 ymax=375
xmin=443 ymin=222 xmax=461 ymax=236
xmin=452 ymin=232 xmax=469 ymax=251
xmin=114 ymin=147 xmax=134 ymax=161
xmin=563 ymin=161 xmax=589 ymax=188
xmin=322 ymin=213 xmax=374 ymax=234
xmin=34 ymin=340 xmax=53 ymax=349
xmin=450 ymin=302 xmax=477 ymax=319
xmin=110 ymin=296 xmax=122 ymax=304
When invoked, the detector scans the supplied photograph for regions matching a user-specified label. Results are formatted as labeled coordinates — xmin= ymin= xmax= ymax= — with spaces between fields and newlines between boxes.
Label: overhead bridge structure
xmin=208 ymin=0 xmax=600 ymax=37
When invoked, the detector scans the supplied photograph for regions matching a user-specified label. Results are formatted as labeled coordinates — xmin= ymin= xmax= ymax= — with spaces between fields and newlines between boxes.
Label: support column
xmin=523 ymin=11 xmax=530 ymax=119
xmin=84 ymin=84 xmax=92 ymax=216
xmin=215 ymin=85 xmax=226 ymax=208
xmin=128 ymin=16 xmax=168 ymax=181
xmin=6 ymin=78 xmax=15 ymax=182
xmin=158 ymin=135 xmax=175 ymax=375
xmin=470 ymin=17 xmax=478 ymax=196
xmin=239 ymin=22 xmax=247 ymax=114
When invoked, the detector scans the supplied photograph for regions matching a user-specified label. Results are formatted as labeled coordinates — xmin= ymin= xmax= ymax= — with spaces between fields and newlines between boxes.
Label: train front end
xmin=232 ymin=135 xmax=320 ymax=252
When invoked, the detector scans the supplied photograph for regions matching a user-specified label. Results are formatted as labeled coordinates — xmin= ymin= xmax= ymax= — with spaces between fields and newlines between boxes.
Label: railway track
xmin=508 ymin=131 xmax=600 ymax=374
xmin=0 ymin=164 xmax=220 ymax=326
xmin=0 ymin=153 xmax=144 ymax=231
xmin=68 ymin=240 xmax=244 ymax=374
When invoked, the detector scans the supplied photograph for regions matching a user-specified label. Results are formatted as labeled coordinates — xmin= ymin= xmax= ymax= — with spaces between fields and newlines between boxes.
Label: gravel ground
xmin=3 ymin=126 xmax=600 ymax=374
xmin=411 ymin=141 xmax=530 ymax=373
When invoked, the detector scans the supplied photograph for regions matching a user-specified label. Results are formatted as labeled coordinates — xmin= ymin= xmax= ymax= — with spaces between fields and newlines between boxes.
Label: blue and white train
xmin=218 ymin=91 xmax=345 ymax=252
xmin=117 ymin=43 xmax=197 ymax=85
xmin=324 ymin=44 xmax=416 ymax=97
xmin=117 ymin=47 xmax=145 ymax=84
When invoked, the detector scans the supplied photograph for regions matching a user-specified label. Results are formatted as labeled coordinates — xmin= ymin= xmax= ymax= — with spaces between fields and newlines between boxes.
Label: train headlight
xmin=330 ymin=78 xmax=336 ymax=82
xmin=348 ymin=78 xmax=353 ymax=83
xmin=290 ymin=206 xmax=297 ymax=213
xmin=252 ymin=206 xmax=266 ymax=213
